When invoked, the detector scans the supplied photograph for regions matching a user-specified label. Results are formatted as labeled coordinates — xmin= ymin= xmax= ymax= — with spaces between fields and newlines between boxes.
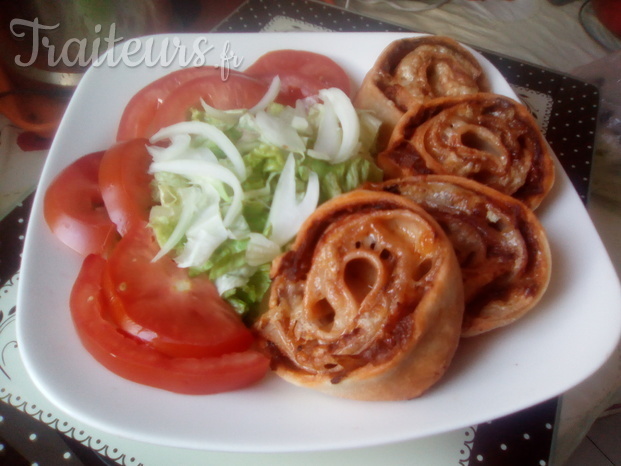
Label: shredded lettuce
xmin=245 ymin=232 xmax=282 ymax=267
xmin=147 ymin=87 xmax=382 ymax=318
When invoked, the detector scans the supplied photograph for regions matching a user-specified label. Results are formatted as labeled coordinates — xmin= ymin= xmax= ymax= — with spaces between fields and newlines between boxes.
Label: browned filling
xmin=377 ymin=94 xmax=554 ymax=209
xmin=255 ymin=191 xmax=456 ymax=380
xmin=367 ymin=175 xmax=550 ymax=335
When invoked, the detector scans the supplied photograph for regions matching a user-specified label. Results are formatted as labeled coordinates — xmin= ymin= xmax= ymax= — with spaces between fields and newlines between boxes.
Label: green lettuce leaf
xmin=147 ymin=93 xmax=382 ymax=320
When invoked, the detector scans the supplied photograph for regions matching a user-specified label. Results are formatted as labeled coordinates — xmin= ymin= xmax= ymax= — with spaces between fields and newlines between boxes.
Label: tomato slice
xmin=245 ymin=49 xmax=352 ymax=106
xmin=71 ymin=254 xmax=270 ymax=394
xmin=116 ymin=66 xmax=224 ymax=141
xmin=105 ymin=223 xmax=254 ymax=358
xmin=146 ymin=71 xmax=269 ymax=136
xmin=99 ymin=138 xmax=154 ymax=236
xmin=44 ymin=151 xmax=118 ymax=256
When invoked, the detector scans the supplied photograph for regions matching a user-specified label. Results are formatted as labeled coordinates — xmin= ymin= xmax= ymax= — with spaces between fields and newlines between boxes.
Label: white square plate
xmin=16 ymin=32 xmax=621 ymax=452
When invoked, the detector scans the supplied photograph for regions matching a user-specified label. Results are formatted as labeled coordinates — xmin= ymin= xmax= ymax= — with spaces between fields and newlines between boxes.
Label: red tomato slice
xmin=70 ymin=254 xmax=269 ymax=394
xmin=146 ymin=71 xmax=269 ymax=136
xmin=99 ymin=138 xmax=154 ymax=236
xmin=105 ymin=223 xmax=254 ymax=359
xmin=116 ymin=66 xmax=223 ymax=141
xmin=44 ymin=151 xmax=118 ymax=256
xmin=245 ymin=49 xmax=352 ymax=106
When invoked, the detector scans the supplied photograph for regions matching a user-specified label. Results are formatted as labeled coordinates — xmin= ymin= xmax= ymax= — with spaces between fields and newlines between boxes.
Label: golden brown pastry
xmin=253 ymin=190 xmax=464 ymax=401
xmin=369 ymin=175 xmax=551 ymax=337
xmin=354 ymin=35 xmax=490 ymax=145
xmin=377 ymin=93 xmax=555 ymax=210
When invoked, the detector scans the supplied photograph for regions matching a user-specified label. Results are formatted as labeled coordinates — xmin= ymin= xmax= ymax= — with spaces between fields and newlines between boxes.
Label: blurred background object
xmin=580 ymin=0 xmax=621 ymax=51
xmin=572 ymin=50 xmax=621 ymax=210
xmin=0 ymin=0 xmax=174 ymax=138
xmin=342 ymin=0 xmax=449 ymax=12
xmin=547 ymin=0 xmax=578 ymax=5
xmin=0 ymin=0 xmax=249 ymax=139
xmin=591 ymin=0 xmax=621 ymax=38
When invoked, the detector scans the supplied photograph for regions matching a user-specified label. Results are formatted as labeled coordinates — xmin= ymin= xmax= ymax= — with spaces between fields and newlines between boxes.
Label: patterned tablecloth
xmin=0 ymin=1 xmax=606 ymax=464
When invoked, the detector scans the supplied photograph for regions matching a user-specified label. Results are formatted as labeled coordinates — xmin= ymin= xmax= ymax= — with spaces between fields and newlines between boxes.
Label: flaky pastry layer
xmin=354 ymin=35 xmax=490 ymax=147
xmin=377 ymin=93 xmax=555 ymax=209
xmin=253 ymin=190 xmax=464 ymax=401
xmin=369 ymin=175 xmax=552 ymax=336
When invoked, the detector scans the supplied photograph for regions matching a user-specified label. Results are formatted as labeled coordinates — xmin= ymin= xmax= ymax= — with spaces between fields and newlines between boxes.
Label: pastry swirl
xmin=354 ymin=35 xmax=490 ymax=144
xmin=377 ymin=93 xmax=555 ymax=209
xmin=253 ymin=190 xmax=464 ymax=401
xmin=370 ymin=175 xmax=551 ymax=337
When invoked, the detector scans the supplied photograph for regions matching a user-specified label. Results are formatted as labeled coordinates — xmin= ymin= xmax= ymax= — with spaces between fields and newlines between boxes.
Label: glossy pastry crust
xmin=377 ymin=93 xmax=555 ymax=210
xmin=354 ymin=35 xmax=490 ymax=145
xmin=369 ymin=175 xmax=552 ymax=337
xmin=253 ymin=190 xmax=464 ymax=401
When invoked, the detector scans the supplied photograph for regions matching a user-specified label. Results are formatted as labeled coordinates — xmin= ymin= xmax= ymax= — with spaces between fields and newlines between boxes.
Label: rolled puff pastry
xmin=377 ymin=93 xmax=555 ymax=210
xmin=354 ymin=35 xmax=489 ymax=144
xmin=370 ymin=175 xmax=551 ymax=337
xmin=253 ymin=190 xmax=464 ymax=401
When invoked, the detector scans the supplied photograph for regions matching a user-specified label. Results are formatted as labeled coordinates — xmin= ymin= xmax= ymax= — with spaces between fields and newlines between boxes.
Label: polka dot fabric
xmin=466 ymin=398 xmax=558 ymax=465
xmin=0 ymin=397 xmax=117 ymax=465
xmin=215 ymin=0 xmax=409 ymax=34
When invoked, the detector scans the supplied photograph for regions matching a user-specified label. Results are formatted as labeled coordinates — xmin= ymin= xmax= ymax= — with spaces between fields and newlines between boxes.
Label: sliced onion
xmin=147 ymin=134 xmax=191 ymax=163
xmin=267 ymin=153 xmax=319 ymax=246
xmin=149 ymin=159 xmax=243 ymax=226
xmin=199 ymin=98 xmax=244 ymax=124
xmin=149 ymin=121 xmax=247 ymax=181
xmin=312 ymin=96 xmax=341 ymax=159
xmin=174 ymin=200 xmax=229 ymax=268
xmin=147 ymin=134 xmax=219 ymax=164
xmin=319 ymin=88 xmax=361 ymax=164
xmin=249 ymin=76 xmax=281 ymax=114
xmin=255 ymin=110 xmax=306 ymax=154
xmin=151 ymin=186 xmax=204 ymax=263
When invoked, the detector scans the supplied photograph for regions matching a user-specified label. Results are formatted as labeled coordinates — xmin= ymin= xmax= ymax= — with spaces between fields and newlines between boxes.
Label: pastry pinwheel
xmin=369 ymin=175 xmax=552 ymax=337
xmin=253 ymin=190 xmax=464 ymax=400
xmin=354 ymin=35 xmax=490 ymax=144
xmin=377 ymin=93 xmax=555 ymax=209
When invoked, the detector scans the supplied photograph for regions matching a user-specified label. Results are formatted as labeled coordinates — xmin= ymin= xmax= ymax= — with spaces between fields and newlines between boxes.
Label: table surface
xmin=1 ymin=1 xmax=620 ymax=465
